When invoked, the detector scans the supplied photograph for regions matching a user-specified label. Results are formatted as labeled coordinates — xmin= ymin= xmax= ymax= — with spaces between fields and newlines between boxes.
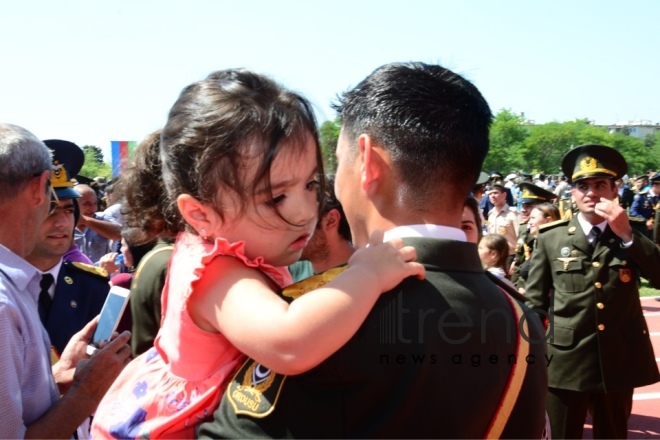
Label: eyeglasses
xmin=33 ymin=172 xmax=59 ymax=215
xmin=46 ymin=180 xmax=59 ymax=216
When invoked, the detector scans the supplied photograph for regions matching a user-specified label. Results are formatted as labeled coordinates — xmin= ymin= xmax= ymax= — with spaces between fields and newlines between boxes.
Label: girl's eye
xmin=268 ymin=194 xmax=286 ymax=206
xmin=306 ymin=179 xmax=320 ymax=191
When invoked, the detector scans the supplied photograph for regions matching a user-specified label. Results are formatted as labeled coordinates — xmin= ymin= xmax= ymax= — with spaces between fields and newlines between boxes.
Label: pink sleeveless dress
xmin=91 ymin=232 xmax=292 ymax=439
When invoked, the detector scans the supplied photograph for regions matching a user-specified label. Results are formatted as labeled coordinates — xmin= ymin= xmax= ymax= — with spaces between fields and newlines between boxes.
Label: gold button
xmin=621 ymin=260 xmax=627 ymax=266
xmin=597 ymin=302 xmax=604 ymax=310
xmin=598 ymin=324 xmax=605 ymax=331
xmin=594 ymin=282 xmax=602 ymax=289
xmin=643 ymin=329 xmax=647 ymax=334
xmin=593 ymin=262 xmax=601 ymax=268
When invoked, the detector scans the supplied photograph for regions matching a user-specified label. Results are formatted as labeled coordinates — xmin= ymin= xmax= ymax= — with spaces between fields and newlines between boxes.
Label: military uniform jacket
xmin=129 ymin=240 xmax=173 ymax=356
xmin=199 ymin=238 xmax=548 ymax=439
xmin=511 ymin=222 xmax=533 ymax=287
xmin=44 ymin=260 xmax=110 ymax=355
xmin=525 ymin=217 xmax=660 ymax=392
xmin=654 ymin=206 xmax=660 ymax=245
xmin=630 ymin=192 xmax=654 ymax=220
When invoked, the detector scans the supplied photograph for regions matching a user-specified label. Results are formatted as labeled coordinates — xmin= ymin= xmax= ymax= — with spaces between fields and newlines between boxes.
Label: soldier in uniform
xmin=525 ymin=144 xmax=660 ymax=439
xmin=200 ymin=62 xmax=548 ymax=439
xmin=629 ymin=175 xmax=655 ymax=240
xmin=486 ymin=180 xmax=520 ymax=259
xmin=654 ymin=174 xmax=660 ymax=246
xmin=26 ymin=139 xmax=110 ymax=357
xmin=510 ymin=182 xmax=556 ymax=290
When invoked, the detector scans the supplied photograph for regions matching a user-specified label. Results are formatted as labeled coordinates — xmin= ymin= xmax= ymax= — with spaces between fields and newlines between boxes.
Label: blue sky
xmin=1 ymin=0 xmax=658 ymax=161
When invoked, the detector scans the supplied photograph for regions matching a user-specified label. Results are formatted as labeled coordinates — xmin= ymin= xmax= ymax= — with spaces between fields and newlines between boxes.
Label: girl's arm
xmin=190 ymin=230 xmax=424 ymax=375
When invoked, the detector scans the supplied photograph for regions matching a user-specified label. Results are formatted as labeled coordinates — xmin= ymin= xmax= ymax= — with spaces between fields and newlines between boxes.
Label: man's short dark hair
xmin=333 ymin=62 xmax=492 ymax=206
xmin=321 ymin=174 xmax=351 ymax=242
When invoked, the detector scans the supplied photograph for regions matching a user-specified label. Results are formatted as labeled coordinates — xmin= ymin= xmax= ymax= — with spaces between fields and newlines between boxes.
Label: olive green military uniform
xmin=199 ymin=237 xmax=548 ymax=439
xmin=129 ymin=239 xmax=173 ymax=356
xmin=654 ymin=203 xmax=660 ymax=244
xmin=511 ymin=222 xmax=533 ymax=287
xmin=526 ymin=218 xmax=660 ymax=438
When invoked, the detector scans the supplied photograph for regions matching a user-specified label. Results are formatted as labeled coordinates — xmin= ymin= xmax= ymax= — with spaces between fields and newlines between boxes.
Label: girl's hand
xmin=347 ymin=229 xmax=425 ymax=294
xmin=98 ymin=252 xmax=120 ymax=275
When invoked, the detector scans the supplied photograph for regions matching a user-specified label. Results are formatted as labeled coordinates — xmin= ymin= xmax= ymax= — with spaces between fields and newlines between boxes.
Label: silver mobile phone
xmin=86 ymin=285 xmax=130 ymax=355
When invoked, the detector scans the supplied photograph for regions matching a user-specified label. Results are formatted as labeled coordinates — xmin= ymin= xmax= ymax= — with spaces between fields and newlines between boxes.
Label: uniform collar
xmin=41 ymin=259 xmax=64 ymax=299
xmin=383 ymin=224 xmax=466 ymax=242
xmin=576 ymin=213 xmax=607 ymax=236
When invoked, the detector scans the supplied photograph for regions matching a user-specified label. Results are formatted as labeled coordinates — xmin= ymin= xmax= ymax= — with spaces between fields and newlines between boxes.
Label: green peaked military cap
xmin=475 ymin=171 xmax=490 ymax=185
xmin=561 ymin=144 xmax=627 ymax=183
xmin=43 ymin=139 xmax=84 ymax=199
xmin=518 ymin=182 xmax=555 ymax=204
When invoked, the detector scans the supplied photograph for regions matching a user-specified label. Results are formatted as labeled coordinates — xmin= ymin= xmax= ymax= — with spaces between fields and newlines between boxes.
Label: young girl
xmin=478 ymin=234 xmax=510 ymax=280
xmin=91 ymin=69 xmax=424 ymax=438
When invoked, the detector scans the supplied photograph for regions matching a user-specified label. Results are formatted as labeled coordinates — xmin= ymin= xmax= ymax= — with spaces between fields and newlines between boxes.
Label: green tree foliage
xmin=80 ymin=145 xmax=112 ymax=180
xmin=319 ymin=119 xmax=341 ymax=174
xmin=484 ymin=109 xmax=527 ymax=173
xmin=485 ymin=111 xmax=658 ymax=176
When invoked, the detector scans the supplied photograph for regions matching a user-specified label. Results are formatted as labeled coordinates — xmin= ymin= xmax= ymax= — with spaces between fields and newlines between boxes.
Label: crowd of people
xmin=1 ymin=61 xmax=658 ymax=439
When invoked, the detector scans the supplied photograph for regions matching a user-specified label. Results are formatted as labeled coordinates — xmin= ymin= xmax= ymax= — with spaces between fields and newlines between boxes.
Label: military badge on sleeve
xmin=226 ymin=359 xmax=286 ymax=417
xmin=619 ymin=268 xmax=632 ymax=283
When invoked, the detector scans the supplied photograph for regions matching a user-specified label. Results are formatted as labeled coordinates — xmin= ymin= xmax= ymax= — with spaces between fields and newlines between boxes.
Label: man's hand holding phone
xmin=86 ymin=286 xmax=131 ymax=355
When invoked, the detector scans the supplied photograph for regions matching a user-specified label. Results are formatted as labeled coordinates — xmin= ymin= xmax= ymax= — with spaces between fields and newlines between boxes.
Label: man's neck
xmin=311 ymin=242 xmax=355 ymax=274
xmin=25 ymin=254 xmax=62 ymax=272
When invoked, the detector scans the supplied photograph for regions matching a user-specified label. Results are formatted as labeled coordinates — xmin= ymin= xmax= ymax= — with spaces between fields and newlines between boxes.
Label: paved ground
xmin=583 ymin=296 xmax=660 ymax=439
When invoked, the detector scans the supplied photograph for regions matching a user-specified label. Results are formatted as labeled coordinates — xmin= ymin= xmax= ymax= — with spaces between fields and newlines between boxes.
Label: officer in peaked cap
xmin=44 ymin=139 xmax=85 ymax=199
xmin=470 ymin=171 xmax=490 ymax=200
xmin=26 ymin=139 xmax=110 ymax=357
xmin=651 ymin=173 xmax=660 ymax=245
xmin=526 ymin=143 xmax=660 ymax=438
xmin=561 ymin=143 xmax=627 ymax=183
xmin=510 ymin=182 xmax=556 ymax=288
xmin=630 ymin=171 xmax=659 ymax=240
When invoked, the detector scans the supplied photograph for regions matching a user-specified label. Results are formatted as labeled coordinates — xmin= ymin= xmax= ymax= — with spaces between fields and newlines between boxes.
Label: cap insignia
xmin=51 ymin=160 xmax=74 ymax=188
xmin=580 ymin=156 xmax=598 ymax=173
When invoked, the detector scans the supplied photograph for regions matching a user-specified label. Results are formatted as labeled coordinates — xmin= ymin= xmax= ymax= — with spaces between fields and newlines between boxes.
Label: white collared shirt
xmin=42 ymin=259 xmax=63 ymax=300
xmin=383 ymin=224 xmax=467 ymax=242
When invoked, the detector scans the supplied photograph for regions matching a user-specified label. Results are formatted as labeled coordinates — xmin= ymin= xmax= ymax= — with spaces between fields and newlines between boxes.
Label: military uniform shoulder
xmin=67 ymin=261 xmax=109 ymax=279
xmin=538 ymin=219 xmax=569 ymax=233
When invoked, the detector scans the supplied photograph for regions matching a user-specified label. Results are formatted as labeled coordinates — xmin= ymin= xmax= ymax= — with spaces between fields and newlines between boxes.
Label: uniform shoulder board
xmin=538 ymin=219 xmax=569 ymax=233
xmin=628 ymin=216 xmax=646 ymax=223
xmin=70 ymin=261 xmax=109 ymax=279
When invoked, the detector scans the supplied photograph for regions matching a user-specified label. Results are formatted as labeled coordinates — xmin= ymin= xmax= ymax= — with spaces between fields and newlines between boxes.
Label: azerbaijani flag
xmin=111 ymin=141 xmax=137 ymax=177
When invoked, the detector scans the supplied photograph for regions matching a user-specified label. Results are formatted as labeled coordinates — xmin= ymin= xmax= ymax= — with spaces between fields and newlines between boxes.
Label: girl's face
xmin=528 ymin=208 xmax=550 ymax=237
xmin=461 ymin=206 xmax=479 ymax=244
xmin=213 ymin=133 xmax=320 ymax=267
xmin=120 ymin=238 xmax=134 ymax=268
xmin=477 ymin=239 xmax=495 ymax=268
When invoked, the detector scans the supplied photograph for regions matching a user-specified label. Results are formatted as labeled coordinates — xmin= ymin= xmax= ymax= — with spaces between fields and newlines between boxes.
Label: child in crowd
xmin=91 ymin=69 xmax=424 ymax=438
xmin=478 ymin=234 xmax=510 ymax=280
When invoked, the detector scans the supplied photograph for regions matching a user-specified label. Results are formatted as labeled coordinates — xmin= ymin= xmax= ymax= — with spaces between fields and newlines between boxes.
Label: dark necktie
xmin=590 ymin=227 xmax=601 ymax=248
xmin=38 ymin=273 xmax=54 ymax=325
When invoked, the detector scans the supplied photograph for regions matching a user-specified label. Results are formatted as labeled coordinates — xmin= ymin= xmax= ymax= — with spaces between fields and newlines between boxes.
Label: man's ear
xmin=321 ymin=208 xmax=340 ymax=231
xmin=177 ymin=194 xmax=219 ymax=236
xmin=358 ymin=134 xmax=389 ymax=194
xmin=28 ymin=171 xmax=50 ymax=208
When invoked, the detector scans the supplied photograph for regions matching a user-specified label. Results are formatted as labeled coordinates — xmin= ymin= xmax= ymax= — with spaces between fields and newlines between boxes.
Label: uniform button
xmin=592 ymin=262 xmax=601 ymax=268
xmin=596 ymin=302 xmax=604 ymax=310
xmin=643 ymin=329 xmax=647 ymax=334
xmin=594 ymin=282 xmax=602 ymax=289
xmin=621 ymin=260 xmax=627 ymax=266
xmin=598 ymin=324 xmax=605 ymax=331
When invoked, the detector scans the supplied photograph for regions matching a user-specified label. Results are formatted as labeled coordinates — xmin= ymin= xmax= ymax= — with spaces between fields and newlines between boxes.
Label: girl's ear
xmin=177 ymin=194 xmax=219 ymax=237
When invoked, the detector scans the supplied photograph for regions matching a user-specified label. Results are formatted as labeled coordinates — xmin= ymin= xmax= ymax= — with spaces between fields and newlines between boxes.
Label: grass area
xmin=640 ymin=278 xmax=659 ymax=297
